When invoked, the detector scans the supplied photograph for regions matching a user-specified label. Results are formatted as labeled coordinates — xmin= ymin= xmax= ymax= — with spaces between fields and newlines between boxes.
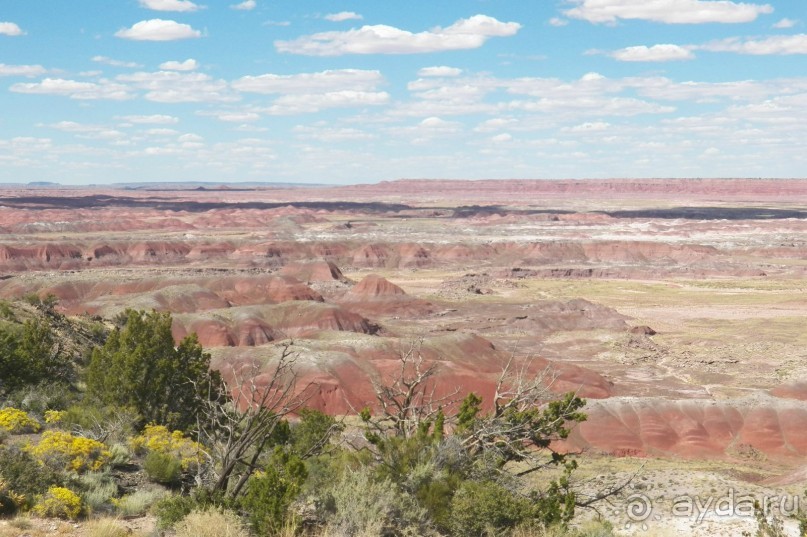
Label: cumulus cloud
xmin=10 ymin=78 xmax=134 ymax=100
xmin=159 ymin=59 xmax=199 ymax=71
xmin=564 ymin=121 xmax=611 ymax=132
xmin=275 ymin=14 xmax=521 ymax=56
xmin=117 ymin=70 xmax=236 ymax=102
xmin=417 ymin=66 xmax=463 ymax=77
xmin=139 ymin=0 xmax=202 ymax=12
xmin=118 ymin=114 xmax=179 ymax=124
xmin=233 ymin=69 xmax=384 ymax=94
xmin=611 ymin=44 xmax=696 ymax=61
xmin=266 ymin=91 xmax=390 ymax=114
xmin=115 ymin=19 xmax=202 ymax=41
xmin=565 ymin=0 xmax=774 ymax=24
xmin=701 ymin=34 xmax=807 ymax=54
xmin=325 ymin=12 xmax=363 ymax=22
xmin=0 ymin=64 xmax=47 ymax=77
xmin=231 ymin=0 xmax=256 ymax=10
xmin=548 ymin=17 xmax=569 ymax=27
xmin=92 ymin=56 xmax=142 ymax=68
xmin=0 ymin=22 xmax=25 ymax=36
xmin=772 ymin=18 xmax=797 ymax=29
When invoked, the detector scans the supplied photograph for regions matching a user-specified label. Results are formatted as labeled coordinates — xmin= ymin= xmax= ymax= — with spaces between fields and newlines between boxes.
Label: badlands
xmin=3 ymin=178 xmax=807 ymax=535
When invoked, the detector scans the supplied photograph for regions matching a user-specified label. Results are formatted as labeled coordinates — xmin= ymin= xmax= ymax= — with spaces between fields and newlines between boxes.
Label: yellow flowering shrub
xmin=44 ymin=410 xmax=65 ymax=424
xmin=28 ymin=431 xmax=110 ymax=473
xmin=32 ymin=486 xmax=83 ymax=519
xmin=129 ymin=424 xmax=204 ymax=470
xmin=0 ymin=407 xmax=41 ymax=434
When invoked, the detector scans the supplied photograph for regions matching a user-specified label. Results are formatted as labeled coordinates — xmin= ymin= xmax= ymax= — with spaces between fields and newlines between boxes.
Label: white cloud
xmin=549 ymin=17 xmax=569 ymax=27
xmin=92 ymin=56 xmax=142 ymax=68
xmin=565 ymin=0 xmax=774 ymax=24
xmin=119 ymin=114 xmax=179 ymax=124
xmin=417 ymin=66 xmax=463 ymax=77
xmin=701 ymin=34 xmax=807 ymax=54
xmin=611 ymin=44 xmax=696 ymax=61
xmin=773 ymin=18 xmax=798 ymax=29
xmin=139 ymin=0 xmax=201 ymax=12
xmin=231 ymin=0 xmax=256 ymax=10
xmin=292 ymin=125 xmax=375 ymax=142
xmin=201 ymin=111 xmax=261 ymax=122
xmin=48 ymin=122 xmax=125 ymax=140
xmin=491 ymin=133 xmax=513 ymax=143
xmin=117 ymin=71 xmax=236 ymax=102
xmin=325 ymin=12 xmax=363 ymax=22
xmin=263 ymin=20 xmax=290 ymax=27
xmin=266 ymin=91 xmax=390 ymax=114
xmin=115 ymin=19 xmax=202 ymax=41
xmin=275 ymin=14 xmax=521 ymax=56
xmin=0 ymin=22 xmax=25 ymax=36
xmin=159 ymin=59 xmax=199 ymax=71
xmin=564 ymin=121 xmax=611 ymax=132
xmin=233 ymin=69 xmax=383 ymax=94
xmin=0 ymin=64 xmax=47 ymax=77
xmin=10 ymin=78 xmax=134 ymax=100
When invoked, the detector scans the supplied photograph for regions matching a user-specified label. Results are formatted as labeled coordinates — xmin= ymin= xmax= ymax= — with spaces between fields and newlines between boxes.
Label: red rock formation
xmin=566 ymin=397 xmax=807 ymax=460
xmin=279 ymin=261 xmax=345 ymax=282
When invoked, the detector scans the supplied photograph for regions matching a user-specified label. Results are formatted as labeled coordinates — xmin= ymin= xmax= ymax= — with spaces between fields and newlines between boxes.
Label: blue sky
xmin=0 ymin=0 xmax=805 ymax=184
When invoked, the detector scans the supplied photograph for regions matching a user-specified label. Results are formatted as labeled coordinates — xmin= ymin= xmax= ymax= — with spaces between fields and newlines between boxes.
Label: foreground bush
xmin=86 ymin=309 xmax=222 ymax=432
xmin=450 ymin=480 xmax=534 ymax=536
xmin=32 ymin=486 xmax=83 ymax=519
xmin=0 ymin=407 xmax=41 ymax=434
xmin=144 ymin=451 xmax=183 ymax=485
xmin=174 ymin=507 xmax=249 ymax=537
xmin=241 ymin=449 xmax=307 ymax=535
xmin=323 ymin=467 xmax=432 ymax=537
xmin=0 ymin=446 xmax=63 ymax=506
xmin=28 ymin=430 xmax=110 ymax=473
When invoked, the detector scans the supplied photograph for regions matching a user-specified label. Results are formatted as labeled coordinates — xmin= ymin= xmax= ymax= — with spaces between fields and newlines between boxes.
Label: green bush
xmin=323 ymin=466 xmax=431 ymax=537
xmin=0 ymin=318 xmax=70 ymax=396
xmin=290 ymin=408 xmax=341 ymax=457
xmin=85 ymin=309 xmax=222 ymax=432
xmin=78 ymin=471 xmax=118 ymax=514
xmin=60 ymin=404 xmax=138 ymax=445
xmin=155 ymin=494 xmax=199 ymax=529
xmin=174 ymin=508 xmax=249 ymax=537
xmin=154 ymin=489 xmax=233 ymax=529
xmin=114 ymin=488 xmax=168 ymax=517
xmin=241 ymin=449 xmax=307 ymax=535
xmin=144 ymin=451 xmax=182 ymax=486
xmin=0 ymin=446 xmax=64 ymax=506
xmin=450 ymin=480 xmax=534 ymax=536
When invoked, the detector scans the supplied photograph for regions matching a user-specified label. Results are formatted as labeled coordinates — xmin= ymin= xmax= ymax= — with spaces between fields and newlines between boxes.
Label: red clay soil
xmin=211 ymin=332 xmax=614 ymax=415
xmin=0 ymin=274 xmax=323 ymax=315
xmin=566 ymin=396 xmax=807 ymax=460
xmin=770 ymin=382 xmax=807 ymax=401
xmin=171 ymin=302 xmax=377 ymax=346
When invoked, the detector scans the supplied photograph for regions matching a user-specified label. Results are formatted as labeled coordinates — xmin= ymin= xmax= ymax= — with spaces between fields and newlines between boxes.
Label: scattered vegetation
xmin=0 ymin=303 xmax=634 ymax=536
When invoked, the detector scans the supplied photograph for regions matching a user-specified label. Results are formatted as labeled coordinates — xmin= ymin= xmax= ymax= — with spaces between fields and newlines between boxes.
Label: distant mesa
xmin=279 ymin=260 xmax=346 ymax=282
xmin=348 ymin=274 xmax=407 ymax=298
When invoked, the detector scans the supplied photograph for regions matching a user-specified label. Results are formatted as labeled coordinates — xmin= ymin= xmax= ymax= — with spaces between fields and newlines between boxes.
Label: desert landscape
xmin=2 ymin=178 xmax=807 ymax=535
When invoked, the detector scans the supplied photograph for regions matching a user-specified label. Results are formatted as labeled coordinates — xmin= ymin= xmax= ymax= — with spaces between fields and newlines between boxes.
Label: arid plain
xmin=3 ymin=178 xmax=807 ymax=535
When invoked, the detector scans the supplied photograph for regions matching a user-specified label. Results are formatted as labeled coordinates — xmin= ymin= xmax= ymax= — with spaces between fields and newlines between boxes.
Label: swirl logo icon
xmin=626 ymin=493 xmax=653 ymax=522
